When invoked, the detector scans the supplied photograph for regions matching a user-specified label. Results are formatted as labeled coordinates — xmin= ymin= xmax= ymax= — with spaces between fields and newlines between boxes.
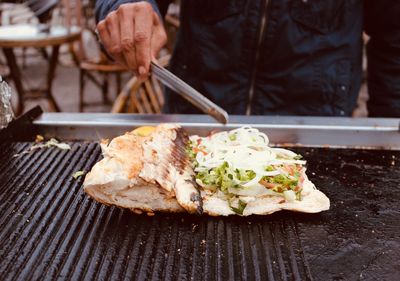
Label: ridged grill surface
xmin=0 ymin=142 xmax=399 ymax=281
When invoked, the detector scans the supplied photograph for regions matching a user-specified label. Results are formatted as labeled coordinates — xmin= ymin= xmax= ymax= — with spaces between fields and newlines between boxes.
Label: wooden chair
xmin=111 ymin=55 xmax=170 ymax=114
xmin=1 ymin=0 xmax=58 ymax=26
xmin=1 ymin=0 xmax=59 ymax=68
xmin=25 ymin=0 xmax=58 ymax=23
xmin=61 ymin=0 xmax=127 ymax=112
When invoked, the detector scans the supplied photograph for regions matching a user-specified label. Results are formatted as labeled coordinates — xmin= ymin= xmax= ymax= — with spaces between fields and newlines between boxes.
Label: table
xmin=0 ymin=24 xmax=81 ymax=114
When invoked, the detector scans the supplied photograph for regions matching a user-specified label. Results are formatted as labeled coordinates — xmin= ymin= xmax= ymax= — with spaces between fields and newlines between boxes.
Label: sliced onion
xmin=283 ymin=190 xmax=296 ymax=202
xmin=272 ymin=148 xmax=298 ymax=158
xmin=190 ymin=127 xmax=306 ymax=196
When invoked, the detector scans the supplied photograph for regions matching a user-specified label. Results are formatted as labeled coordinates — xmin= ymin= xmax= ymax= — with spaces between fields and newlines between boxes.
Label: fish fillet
xmin=84 ymin=124 xmax=202 ymax=214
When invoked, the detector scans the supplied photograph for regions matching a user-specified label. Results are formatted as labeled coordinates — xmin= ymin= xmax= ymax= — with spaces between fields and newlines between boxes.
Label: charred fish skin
xmin=189 ymin=188 xmax=203 ymax=215
xmin=172 ymin=127 xmax=203 ymax=214
xmin=140 ymin=124 xmax=203 ymax=214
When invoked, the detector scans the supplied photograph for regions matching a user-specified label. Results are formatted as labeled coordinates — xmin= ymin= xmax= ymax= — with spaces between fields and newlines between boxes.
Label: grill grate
xmin=0 ymin=142 xmax=399 ymax=280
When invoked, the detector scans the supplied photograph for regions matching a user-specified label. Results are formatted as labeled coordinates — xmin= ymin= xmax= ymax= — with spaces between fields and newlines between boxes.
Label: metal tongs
xmin=151 ymin=61 xmax=229 ymax=124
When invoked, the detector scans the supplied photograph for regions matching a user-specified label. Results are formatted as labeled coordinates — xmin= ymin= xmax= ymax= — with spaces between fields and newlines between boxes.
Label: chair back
xmin=5 ymin=0 xmax=58 ymax=24
xmin=60 ymin=0 xmax=82 ymax=28
xmin=111 ymin=55 xmax=170 ymax=114
xmin=25 ymin=0 xmax=59 ymax=23
xmin=60 ymin=0 xmax=106 ymax=65
xmin=59 ymin=0 xmax=92 ymax=64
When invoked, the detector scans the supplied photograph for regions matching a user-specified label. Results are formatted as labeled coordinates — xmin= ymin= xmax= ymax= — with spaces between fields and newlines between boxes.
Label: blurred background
xmin=0 ymin=0 xmax=367 ymax=117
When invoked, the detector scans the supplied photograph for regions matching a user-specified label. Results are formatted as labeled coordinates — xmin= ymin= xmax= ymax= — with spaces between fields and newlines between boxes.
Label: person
xmin=95 ymin=0 xmax=400 ymax=117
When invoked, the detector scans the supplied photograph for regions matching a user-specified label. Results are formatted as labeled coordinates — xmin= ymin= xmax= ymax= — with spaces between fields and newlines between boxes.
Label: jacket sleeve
xmin=95 ymin=0 xmax=162 ymax=22
xmin=364 ymin=0 xmax=400 ymax=117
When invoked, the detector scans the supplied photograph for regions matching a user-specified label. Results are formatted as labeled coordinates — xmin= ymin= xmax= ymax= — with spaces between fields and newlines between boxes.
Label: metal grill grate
xmin=0 ymin=142 xmax=399 ymax=280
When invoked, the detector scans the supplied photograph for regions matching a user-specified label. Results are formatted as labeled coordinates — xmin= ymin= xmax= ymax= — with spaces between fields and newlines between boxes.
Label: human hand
xmin=97 ymin=2 xmax=167 ymax=80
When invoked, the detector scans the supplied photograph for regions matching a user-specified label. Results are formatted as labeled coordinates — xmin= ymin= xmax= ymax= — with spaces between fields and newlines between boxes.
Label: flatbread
xmin=202 ymin=173 xmax=329 ymax=216
xmin=83 ymin=124 xmax=330 ymax=216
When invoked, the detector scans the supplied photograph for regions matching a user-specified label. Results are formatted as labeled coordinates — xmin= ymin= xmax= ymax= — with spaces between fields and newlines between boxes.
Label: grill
xmin=1 ymin=108 xmax=399 ymax=280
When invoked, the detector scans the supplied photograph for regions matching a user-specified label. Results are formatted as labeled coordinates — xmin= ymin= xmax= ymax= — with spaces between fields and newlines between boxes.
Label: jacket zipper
xmin=246 ymin=0 xmax=269 ymax=115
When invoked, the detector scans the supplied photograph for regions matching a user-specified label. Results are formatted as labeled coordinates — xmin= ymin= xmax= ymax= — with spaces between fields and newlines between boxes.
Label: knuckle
xmin=134 ymin=1 xmax=151 ymax=12
xmin=105 ymin=17 xmax=112 ymax=25
xmin=105 ymin=11 xmax=117 ymax=23
xmin=117 ymin=3 xmax=129 ymax=15
xmin=121 ymin=38 xmax=134 ymax=51
xmin=97 ymin=21 xmax=106 ymax=31
xmin=134 ymin=31 xmax=149 ymax=43
xmin=116 ymin=5 xmax=124 ymax=15
xmin=109 ymin=45 xmax=122 ymax=56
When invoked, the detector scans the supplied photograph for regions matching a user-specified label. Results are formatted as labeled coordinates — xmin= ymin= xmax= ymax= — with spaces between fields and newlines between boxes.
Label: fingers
xmin=105 ymin=12 xmax=124 ymax=63
xmin=97 ymin=12 xmax=125 ymax=67
xmin=134 ymin=4 xmax=153 ymax=79
xmin=118 ymin=5 xmax=137 ymax=72
xmin=97 ymin=2 xmax=167 ymax=78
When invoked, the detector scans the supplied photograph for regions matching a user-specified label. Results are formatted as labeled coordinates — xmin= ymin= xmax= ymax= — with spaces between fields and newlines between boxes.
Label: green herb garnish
xmin=72 ymin=170 xmax=86 ymax=179
xmin=229 ymin=199 xmax=247 ymax=215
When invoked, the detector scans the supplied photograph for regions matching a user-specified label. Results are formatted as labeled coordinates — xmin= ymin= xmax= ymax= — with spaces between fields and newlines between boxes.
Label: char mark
xmin=186 ymin=179 xmax=203 ymax=215
xmin=190 ymin=192 xmax=203 ymax=215
xmin=170 ymin=128 xmax=190 ymax=172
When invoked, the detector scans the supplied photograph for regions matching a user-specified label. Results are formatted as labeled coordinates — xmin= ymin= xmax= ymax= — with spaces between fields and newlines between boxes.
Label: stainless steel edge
xmin=33 ymin=113 xmax=400 ymax=149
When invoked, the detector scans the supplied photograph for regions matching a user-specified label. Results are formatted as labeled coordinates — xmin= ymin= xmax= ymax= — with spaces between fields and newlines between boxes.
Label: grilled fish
xmin=84 ymin=124 xmax=202 ymax=215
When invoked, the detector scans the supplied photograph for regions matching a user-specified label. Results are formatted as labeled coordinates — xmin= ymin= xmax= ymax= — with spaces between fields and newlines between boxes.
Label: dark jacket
xmin=96 ymin=0 xmax=400 ymax=117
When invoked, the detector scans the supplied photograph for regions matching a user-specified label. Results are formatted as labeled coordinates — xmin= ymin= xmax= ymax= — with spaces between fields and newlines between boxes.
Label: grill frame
xmin=33 ymin=112 xmax=400 ymax=149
